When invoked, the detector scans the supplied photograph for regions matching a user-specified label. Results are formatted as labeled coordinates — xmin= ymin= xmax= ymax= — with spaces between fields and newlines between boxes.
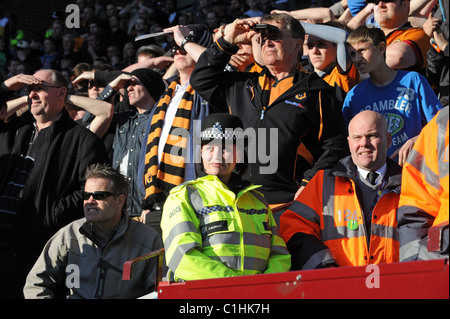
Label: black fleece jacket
xmin=191 ymin=37 xmax=349 ymax=204
xmin=0 ymin=109 xmax=109 ymax=267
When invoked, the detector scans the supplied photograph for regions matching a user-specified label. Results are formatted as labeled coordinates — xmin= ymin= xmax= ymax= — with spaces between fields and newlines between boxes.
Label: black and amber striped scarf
xmin=143 ymin=77 xmax=194 ymax=202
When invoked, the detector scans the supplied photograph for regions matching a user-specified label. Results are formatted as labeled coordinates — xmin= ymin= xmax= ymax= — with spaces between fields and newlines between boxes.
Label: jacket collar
xmin=35 ymin=108 xmax=75 ymax=136
xmin=80 ymin=213 xmax=129 ymax=248
xmin=330 ymin=155 xmax=402 ymax=189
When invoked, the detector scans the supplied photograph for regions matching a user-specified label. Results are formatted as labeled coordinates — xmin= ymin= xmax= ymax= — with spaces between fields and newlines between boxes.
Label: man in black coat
xmin=0 ymin=70 xmax=109 ymax=298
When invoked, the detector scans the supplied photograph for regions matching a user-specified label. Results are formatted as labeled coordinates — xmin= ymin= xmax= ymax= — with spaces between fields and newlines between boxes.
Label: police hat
xmin=200 ymin=113 xmax=247 ymax=145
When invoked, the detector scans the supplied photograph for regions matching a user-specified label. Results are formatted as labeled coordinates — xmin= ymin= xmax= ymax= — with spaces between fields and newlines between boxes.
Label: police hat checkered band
xmin=200 ymin=129 xmax=244 ymax=140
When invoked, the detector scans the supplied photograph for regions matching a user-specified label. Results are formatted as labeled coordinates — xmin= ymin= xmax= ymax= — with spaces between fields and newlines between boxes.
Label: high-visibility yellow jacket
xmin=161 ymin=174 xmax=291 ymax=281
xmin=280 ymin=156 xmax=402 ymax=269
xmin=398 ymin=107 xmax=449 ymax=261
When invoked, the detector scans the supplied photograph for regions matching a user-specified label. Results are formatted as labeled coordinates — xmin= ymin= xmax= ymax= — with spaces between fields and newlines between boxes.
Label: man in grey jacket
xmin=24 ymin=163 xmax=162 ymax=299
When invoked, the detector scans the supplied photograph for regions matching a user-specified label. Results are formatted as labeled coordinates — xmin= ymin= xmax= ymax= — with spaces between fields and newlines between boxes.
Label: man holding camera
xmin=190 ymin=13 xmax=349 ymax=224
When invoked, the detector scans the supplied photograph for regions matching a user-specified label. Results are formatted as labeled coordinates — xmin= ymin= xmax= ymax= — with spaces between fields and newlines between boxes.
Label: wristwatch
xmin=180 ymin=36 xmax=196 ymax=51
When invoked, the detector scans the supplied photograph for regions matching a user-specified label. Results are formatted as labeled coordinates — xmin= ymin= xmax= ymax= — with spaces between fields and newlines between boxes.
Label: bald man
xmin=0 ymin=70 xmax=109 ymax=298
xmin=280 ymin=111 xmax=403 ymax=270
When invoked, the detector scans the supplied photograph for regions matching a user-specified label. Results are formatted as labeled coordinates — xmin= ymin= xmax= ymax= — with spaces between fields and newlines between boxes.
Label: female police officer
xmin=161 ymin=113 xmax=290 ymax=281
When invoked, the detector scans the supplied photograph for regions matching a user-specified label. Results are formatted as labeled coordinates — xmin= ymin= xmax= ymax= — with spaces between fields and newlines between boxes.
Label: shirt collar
xmin=357 ymin=163 xmax=387 ymax=184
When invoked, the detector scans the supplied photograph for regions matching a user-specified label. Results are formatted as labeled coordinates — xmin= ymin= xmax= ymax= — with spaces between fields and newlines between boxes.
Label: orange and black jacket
xmin=191 ymin=37 xmax=349 ymax=205
xmin=280 ymin=156 xmax=402 ymax=269
xmin=386 ymin=23 xmax=431 ymax=72
xmin=398 ymin=107 xmax=449 ymax=261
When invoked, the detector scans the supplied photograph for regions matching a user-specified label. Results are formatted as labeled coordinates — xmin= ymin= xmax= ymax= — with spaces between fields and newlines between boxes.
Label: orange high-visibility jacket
xmin=398 ymin=107 xmax=449 ymax=261
xmin=280 ymin=156 xmax=402 ymax=269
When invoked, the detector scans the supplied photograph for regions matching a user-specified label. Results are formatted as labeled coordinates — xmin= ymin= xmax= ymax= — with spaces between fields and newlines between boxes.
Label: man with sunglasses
xmin=0 ymin=70 xmax=109 ymax=298
xmin=190 ymin=13 xmax=349 ymax=225
xmin=24 ymin=163 xmax=162 ymax=299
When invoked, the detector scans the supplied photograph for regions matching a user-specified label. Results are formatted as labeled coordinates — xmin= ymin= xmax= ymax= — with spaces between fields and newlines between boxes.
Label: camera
xmin=249 ymin=24 xmax=279 ymax=34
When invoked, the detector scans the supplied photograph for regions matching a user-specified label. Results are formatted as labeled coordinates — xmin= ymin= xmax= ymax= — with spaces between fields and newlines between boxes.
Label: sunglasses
xmin=367 ymin=0 xmax=395 ymax=4
xmin=125 ymin=78 xmax=141 ymax=87
xmin=24 ymin=84 xmax=61 ymax=94
xmin=88 ymin=80 xmax=101 ymax=89
xmin=260 ymin=32 xmax=286 ymax=44
xmin=81 ymin=191 xmax=118 ymax=201
xmin=170 ymin=45 xmax=186 ymax=55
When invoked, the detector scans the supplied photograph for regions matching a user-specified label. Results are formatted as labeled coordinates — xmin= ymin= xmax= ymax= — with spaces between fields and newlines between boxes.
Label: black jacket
xmin=0 ymin=109 xmax=109 ymax=275
xmin=191 ymin=37 xmax=349 ymax=204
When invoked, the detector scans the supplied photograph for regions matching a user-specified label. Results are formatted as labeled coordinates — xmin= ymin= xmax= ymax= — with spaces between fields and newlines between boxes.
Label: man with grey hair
xmin=0 ymin=70 xmax=109 ymax=298
xmin=24 ymin=163 xmax=162 ymax=299
xmin=190 ymin=13 xmax=349 ymax=224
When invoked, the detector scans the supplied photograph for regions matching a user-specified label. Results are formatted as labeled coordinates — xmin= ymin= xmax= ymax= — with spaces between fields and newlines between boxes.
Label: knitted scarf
xmin=143 ymin=77 xmax=194 ymax=202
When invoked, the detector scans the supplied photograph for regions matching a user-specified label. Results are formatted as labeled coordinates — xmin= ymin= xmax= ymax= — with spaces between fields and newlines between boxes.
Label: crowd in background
xmin=0 ymin=0 xmax=448 ymax=299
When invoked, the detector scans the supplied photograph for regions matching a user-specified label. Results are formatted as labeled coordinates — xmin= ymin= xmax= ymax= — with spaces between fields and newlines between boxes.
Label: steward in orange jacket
xmin=280 ymin=110 xmax=402 ymax=269
xmin=398 ymin=107 xmax=449 ymax=261
xmin=280 ymin=156 xmax=402 ymax=269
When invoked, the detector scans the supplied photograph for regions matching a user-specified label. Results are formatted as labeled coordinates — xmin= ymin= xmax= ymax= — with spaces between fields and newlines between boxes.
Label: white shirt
xmin=157 ymin=81 xmax=190 ymax=164
xmin=357 ymin=163 xmax=387 ymax=185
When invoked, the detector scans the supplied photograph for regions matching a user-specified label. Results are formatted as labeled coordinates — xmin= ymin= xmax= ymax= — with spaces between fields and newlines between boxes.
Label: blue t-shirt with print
xmin=342 ymin=70 xmax=443 ymax=157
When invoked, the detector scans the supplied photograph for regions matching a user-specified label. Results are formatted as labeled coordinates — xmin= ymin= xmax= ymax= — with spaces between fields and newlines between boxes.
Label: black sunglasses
xmin=24 ymin=84 xmax=62 ymax=94
xmin=367 ymin=0 xmax=395 ymax=4
xmin=88 ymin=80 xmax=102 ymax=89
xmin=82 ymin=191 xmax=118 ymax=200
xmin=260 ymin=32 xmax=286 ymax=44
xmin=170 ymin=45 xmax=186 ymax=55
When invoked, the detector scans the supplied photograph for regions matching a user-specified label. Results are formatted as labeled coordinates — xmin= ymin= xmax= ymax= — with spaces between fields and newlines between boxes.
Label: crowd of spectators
xmin=0 ymin=0 xmax=448 ymax=299
xmin=0 ymin=0 xmax=320 ymax=86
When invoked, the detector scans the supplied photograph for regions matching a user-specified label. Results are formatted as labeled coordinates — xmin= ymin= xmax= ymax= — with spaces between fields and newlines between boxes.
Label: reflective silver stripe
xmin=436 ymin=109 xmax=449 ymax=180
xmin=187 ymin=184 xmax=235 ymax=217
xmin=322 ymin=225 xmax=365 ymax=241
xmin=271 ymin=225 xmax=281 ymax=236
xmin=400 ymin=239 xmax=421 ymax=262
xmin=243 ymin=232 xmax=271 ymax=248
xmin=250 ymin=190 xmax=269 ymax=208
xmin=212 ymin=255 xmax=269 ymax=272
xmin=167 ymin=241 xmax=201 ymax=273
xmin=322 ymin=170 xmax=335 ymax=221
xmin=320 ymin=175 xmax=368 ymax=241
xmin=321 ymin=173 xmax=341 ymax=241
xmin=270 ymin=242 xmax=290 ymax=256
xmin=186 ymin=185 xmax=204 ymax=215
xmin=408 ymin=149 xmax=441 ymax=191
xmin=302 ymin=248 xmax=335 ymax=270
xmin=202 ymin=232 xmax=272 ymax=249
xmin=371 ymin=223 xmax=399 ymax=241
xmin=164 ymin=220 xmax=199 ymax=251
xmin=244 ymin=256 xmax=268 ymax=272
xmin=209 ymin=255 xmax=241 ymax=269
xmin=287 ymin=200 xmax=321 ymax=224
xmin=203 ymin=232 xmax=240 ymax=247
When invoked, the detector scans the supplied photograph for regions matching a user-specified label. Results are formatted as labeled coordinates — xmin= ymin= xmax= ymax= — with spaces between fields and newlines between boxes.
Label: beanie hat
xmin=130 ymin=68 xmax=166 ymax=101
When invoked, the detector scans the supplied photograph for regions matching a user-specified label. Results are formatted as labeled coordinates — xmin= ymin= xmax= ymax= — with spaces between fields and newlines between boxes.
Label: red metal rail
xmin=124 ymin=220 xmax=449 ymax=299
xmin=157 ymin=259 xmax=449 ymax=299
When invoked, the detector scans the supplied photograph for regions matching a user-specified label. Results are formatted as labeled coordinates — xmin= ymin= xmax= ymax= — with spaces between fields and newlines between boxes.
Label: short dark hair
xmin=85 ymin=163 xmax=130 ymax=211
xmin=346 ymin=25 xmax=386 ymax=47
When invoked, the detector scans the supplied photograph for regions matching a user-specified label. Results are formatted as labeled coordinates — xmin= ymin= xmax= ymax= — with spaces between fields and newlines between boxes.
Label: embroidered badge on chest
xmin=285 ymin=92 xmax=307 ymax=108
